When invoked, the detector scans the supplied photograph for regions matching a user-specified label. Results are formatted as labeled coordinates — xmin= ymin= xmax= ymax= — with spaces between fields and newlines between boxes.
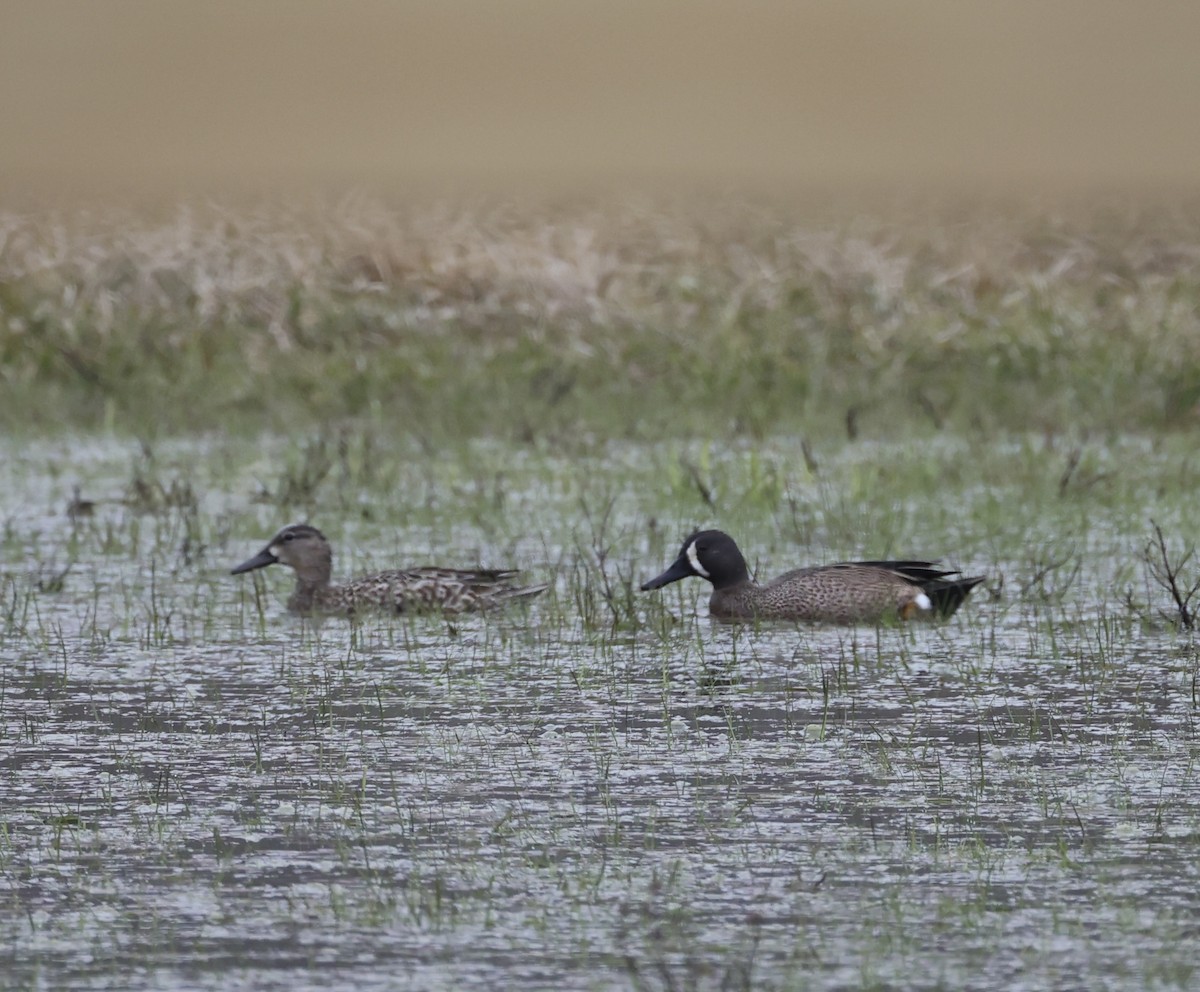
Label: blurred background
xmin=3 ymin=0 xmax=1199 ymax=200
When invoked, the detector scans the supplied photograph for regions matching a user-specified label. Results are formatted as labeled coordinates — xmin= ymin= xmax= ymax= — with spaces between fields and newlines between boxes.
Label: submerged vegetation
xmin=2 ymin=194 xmax=1200 ymax=439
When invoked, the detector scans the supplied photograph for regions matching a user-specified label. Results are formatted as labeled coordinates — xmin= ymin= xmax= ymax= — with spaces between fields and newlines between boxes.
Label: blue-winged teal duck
xmin=641 ymin=529 xmax=983 ymax=624
xmin=231 ymin=523 xmax=548 ymax=616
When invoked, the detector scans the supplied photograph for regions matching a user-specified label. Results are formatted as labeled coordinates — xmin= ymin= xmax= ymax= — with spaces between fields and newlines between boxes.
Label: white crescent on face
xmin=685 ymin=540 xmax=710 ymax=578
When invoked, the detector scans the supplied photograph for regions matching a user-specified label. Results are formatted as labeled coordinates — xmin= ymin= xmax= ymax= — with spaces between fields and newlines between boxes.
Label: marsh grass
xmin=3 ymin=223 xmax=1200 ymax=987
xmin=3 ymin=196 xmax=1200 ymax=440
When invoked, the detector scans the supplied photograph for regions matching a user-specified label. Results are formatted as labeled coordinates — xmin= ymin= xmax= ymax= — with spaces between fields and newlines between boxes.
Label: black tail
xmin=920 ymin=575 xmax=986 ymax=617
xmin=856 ymin=560 xmax=985 ymax=618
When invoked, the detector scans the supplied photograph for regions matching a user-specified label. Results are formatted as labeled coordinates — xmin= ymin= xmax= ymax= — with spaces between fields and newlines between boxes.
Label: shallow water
xmin=2 ymin=433 xmax=1198 ymax=991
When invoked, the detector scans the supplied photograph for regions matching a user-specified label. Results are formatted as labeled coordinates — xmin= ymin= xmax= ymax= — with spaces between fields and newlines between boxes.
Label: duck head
xmin=641 ymin=529 xmax=751 ymax=592
xmin=231 ymin=523 xmax=333 ymax=586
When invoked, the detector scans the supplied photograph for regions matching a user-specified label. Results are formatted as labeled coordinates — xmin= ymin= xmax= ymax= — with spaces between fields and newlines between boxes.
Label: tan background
xmin=2 ymin=0 xmax=1198 ymax=197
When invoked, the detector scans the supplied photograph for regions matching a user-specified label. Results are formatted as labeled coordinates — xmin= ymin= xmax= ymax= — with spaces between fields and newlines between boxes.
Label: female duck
xmin=642 ymin=529 xmax=982 ymax=624
xmin=231 ymin=523 xmax=547 ymax=616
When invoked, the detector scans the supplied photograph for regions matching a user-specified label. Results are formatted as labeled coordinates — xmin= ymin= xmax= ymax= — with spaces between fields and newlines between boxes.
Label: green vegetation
xmin=3 ymin=194 xmax=1200 ymax=990
xmin=2 ymin=196 xmax=1199 ymax=439
xmin=1 ymin=428 xmax=1199 ymax=990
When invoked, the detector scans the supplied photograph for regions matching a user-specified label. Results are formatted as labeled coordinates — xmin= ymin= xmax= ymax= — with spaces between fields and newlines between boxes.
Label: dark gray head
xmin=640 ymin=529 xmax=750 ymax=592
xmin=231 ymin=523 xmax=333 ymax=585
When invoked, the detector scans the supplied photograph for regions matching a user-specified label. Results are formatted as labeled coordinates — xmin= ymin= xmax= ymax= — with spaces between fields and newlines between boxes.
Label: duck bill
xmin=230 ymin=546 xmax=278 ymax=575
xmin=640 ymin=554 xmax=694 ymax=591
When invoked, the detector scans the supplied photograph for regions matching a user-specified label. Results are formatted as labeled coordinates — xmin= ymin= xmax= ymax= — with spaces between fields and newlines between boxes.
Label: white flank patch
xmin=686 ymin=541 xmax=711 ymax=578
xmin=914 ymin=592 xmax=933 ymax=611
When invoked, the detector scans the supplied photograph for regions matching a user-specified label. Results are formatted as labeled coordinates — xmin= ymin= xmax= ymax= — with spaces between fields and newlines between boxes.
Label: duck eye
xmin=282 ymin=532 xmax=295 ymax=543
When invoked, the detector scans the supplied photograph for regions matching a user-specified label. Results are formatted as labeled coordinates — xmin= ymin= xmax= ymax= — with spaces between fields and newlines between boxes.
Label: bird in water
xmin=641 ymin=529 xmax=983 ymax=624
xmin=231 ymin=523 xmax=547 ymax=617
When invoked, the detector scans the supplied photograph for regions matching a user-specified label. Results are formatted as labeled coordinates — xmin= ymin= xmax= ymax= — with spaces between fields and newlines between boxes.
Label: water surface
xmin=2 ymin=433 xmax=1198 ymax=990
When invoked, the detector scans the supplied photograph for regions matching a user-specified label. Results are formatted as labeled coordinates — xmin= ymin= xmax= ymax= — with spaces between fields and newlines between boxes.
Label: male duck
xmin=641 ymin=529 xmax=983 ymax=624
xmin=231 ymin=523 xmax=548 ymax=616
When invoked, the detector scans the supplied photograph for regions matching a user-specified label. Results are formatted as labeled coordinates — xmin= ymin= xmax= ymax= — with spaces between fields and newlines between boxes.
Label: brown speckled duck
xmin=641 ymin=529 xmax=983 ymax=624
xmin=231 ymin=523 xmax=548 ymax=616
